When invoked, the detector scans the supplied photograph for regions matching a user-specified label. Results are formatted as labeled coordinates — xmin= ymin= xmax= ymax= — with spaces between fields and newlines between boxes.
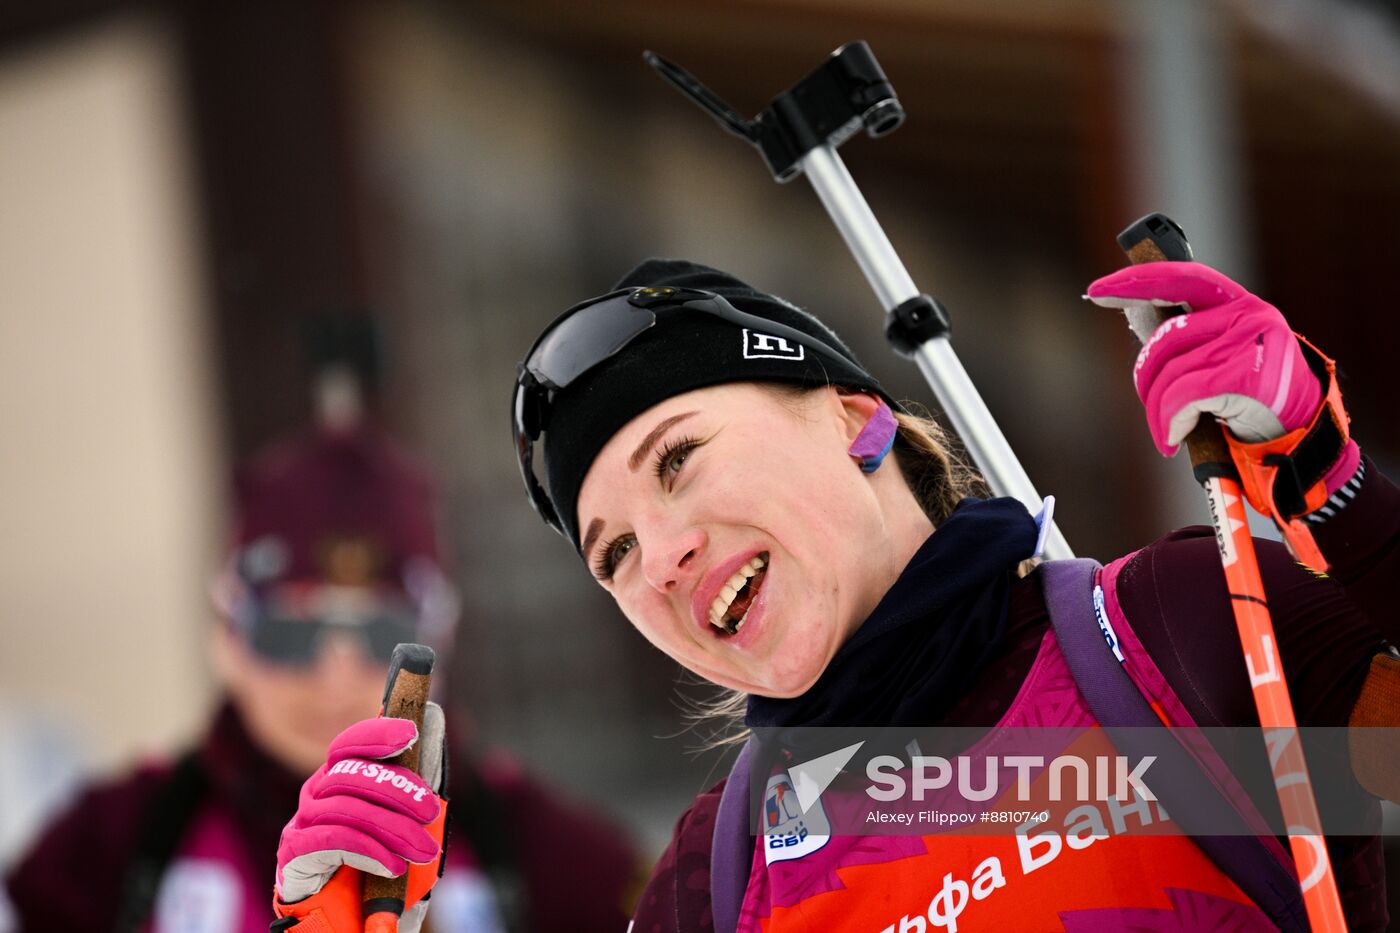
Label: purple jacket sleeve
xmin=630 ymin=780 xmax=726 ymax=933
xmin=1310 ymin=456 xmax=1400 ymax=627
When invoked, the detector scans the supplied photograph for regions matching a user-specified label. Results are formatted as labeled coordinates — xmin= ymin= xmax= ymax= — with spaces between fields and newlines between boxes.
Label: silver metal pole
xmin=800 ymin=144 xmax=1073 ymax=561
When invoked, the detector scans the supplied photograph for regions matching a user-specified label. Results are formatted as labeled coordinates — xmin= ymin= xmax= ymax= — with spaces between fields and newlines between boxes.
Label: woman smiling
xmin=508 ymin=258 xmax=1398 ymax=932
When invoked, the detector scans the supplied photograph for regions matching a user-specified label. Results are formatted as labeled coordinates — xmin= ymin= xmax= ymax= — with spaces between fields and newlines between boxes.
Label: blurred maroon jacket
xmin=5 ymin=701 xmax=640 ymax=931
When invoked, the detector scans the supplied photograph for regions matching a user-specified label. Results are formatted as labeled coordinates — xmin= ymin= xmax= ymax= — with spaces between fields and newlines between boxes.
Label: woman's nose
xmin=312 ymin=631 xmax=375 ymax=681
xmin=640 ymin=523 xmax=706 ymax=594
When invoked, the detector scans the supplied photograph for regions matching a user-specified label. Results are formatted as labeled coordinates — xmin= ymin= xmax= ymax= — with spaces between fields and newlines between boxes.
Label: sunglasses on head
xmin=513 ymin=285 xmax=847 ymax=535
xmin=245 ymin=609 xmax=419 ymax=668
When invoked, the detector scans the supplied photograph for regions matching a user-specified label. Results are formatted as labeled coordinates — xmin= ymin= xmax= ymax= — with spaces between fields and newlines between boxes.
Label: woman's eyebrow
xmin=581 ymin=518 xmax=606 ymax=560
xmin=628 ymin=411 xmax=698 ymax=472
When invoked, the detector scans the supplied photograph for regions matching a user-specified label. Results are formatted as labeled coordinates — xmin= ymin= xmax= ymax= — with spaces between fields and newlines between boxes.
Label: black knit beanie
xmin=539 ymin=259 xmax=895 ymax=548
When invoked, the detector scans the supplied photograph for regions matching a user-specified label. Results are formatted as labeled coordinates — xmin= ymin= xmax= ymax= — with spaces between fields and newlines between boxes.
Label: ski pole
xmin=645 ymin=45 xmax=1073 ymax=561
xmin=1116 ymin=213 xmax=1347 ymax=932
xmin=363 ymin=643 xmax=436 ymax=933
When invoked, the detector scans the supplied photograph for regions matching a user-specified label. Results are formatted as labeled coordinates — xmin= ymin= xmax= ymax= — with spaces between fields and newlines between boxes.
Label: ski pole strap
xmin=270 ymin=803 xmax=447 ymax=932
xmin=270 ymin=913 xmax=333 ymax=932
xmin=1223 ymin=334 xmax=1350 ymax=570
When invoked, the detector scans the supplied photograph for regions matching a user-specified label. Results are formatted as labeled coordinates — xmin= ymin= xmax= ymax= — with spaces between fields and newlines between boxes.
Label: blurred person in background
xmin=2 ymin=326 xmax=639 ymax=932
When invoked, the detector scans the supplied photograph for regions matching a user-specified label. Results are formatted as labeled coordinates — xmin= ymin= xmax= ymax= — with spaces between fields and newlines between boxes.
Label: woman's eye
xmin=654 ymin=435 xmax=702 ymax=487
xmin=594 ymin=534 xmax=637 ymax=581
xmin=612 ymin=537 xmax=637 ymax=563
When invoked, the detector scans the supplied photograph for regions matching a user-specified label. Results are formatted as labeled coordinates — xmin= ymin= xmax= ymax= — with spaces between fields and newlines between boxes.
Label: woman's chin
xmin=745 ymin=663 xmax=825 ymax=700
xmin=687 ymin=616 xmax=835 ymax=698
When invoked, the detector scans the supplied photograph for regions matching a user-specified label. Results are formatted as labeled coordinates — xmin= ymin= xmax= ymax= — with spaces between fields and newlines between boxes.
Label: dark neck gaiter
xmin=198 ymin=701 xmax=306 ymax=867
xmin=746 ymin=497 xmax=1038 ymax=729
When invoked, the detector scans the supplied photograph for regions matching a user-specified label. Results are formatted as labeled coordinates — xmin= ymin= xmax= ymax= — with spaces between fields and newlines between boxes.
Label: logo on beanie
xmin=318 ymin=536 xmax=385 ymax=586
xmin=743 ymin=329 xmax=805 ymax=362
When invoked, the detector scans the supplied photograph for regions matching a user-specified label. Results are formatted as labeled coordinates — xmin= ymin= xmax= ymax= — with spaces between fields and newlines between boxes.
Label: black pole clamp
xmin=884 ymin=294 xmax=952 ymax=356
xmin=645 ymin=42 xmax=904 ymax=183
xmin=648 ymin=43 xmax=957 ymax=358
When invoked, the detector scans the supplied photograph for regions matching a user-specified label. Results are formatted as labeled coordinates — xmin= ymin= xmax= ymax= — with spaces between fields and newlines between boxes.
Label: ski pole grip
xmin=1116 ymin=213 xmax=1235 ymax=479
xmin=363 ymin=643 xmax=436 ymax=929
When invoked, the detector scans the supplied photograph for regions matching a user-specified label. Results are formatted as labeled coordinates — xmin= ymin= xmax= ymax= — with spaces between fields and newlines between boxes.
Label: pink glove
xmin=275 ymin=707 xmax=445 ymax=918
xmin=1086 ymin=261 xmax=1321 ymax=454
xmin=1086 ymin=261 xmax=1359 ymax=498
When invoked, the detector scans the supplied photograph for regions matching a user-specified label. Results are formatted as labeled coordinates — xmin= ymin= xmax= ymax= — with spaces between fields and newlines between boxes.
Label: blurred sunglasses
xmin=513 ymin=285 xmax=843 ymax=535
xmin=246 ymin=611 xmax=419 ymax=667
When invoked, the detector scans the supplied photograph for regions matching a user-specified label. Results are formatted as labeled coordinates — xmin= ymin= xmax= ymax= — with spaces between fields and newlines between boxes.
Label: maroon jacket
xmin=5 ymin=702 xmax=639 ymax=931
xmin=632 ymin=457 xmax=1400 ymax=933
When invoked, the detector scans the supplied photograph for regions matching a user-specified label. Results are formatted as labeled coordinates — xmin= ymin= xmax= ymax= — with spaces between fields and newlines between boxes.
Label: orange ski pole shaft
xmin=1118 ymin=213 xmax=1347 ymax=932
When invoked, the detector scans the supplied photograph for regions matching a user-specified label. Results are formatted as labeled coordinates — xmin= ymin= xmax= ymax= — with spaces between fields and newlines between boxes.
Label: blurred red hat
xmin=233 ymin=425 xmax=437 ymax=585
xmin=216 ymin=422 xmax=459 ymax=647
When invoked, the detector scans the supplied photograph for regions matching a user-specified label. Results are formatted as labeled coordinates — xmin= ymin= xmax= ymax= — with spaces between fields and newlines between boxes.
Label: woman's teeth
xmin=709 ymin=554 xmax=768 ymax=634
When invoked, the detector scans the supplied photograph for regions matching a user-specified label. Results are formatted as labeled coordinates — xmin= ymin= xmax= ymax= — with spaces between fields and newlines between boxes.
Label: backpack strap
xmin=113 ymin=751 xmax=208 ymax=933
xmin=710 ymin=740 xmax=754 ymax=933
xmin=1039 ymin=558 xmax=1309 ymax=933
xmin=449 ymin=758 xmax=529 ymax=933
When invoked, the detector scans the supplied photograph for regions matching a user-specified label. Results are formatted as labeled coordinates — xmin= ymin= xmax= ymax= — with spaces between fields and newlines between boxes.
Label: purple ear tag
xmin=849 ymin=400 xmax=897 ymax=473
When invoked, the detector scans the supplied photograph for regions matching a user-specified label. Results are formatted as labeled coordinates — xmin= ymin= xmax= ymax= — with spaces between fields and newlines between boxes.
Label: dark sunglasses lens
xmin=248 ymin=617 xmax=321 ymax=666
xmin=529 ymin=296 xmax=655 ymax=389
xmin=364 ymin=615 xmax=420 ymax=664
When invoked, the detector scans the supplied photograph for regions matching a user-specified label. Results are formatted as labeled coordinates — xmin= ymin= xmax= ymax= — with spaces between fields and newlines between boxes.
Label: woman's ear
xmin=839 ymin=390 xmax=898 ymax=474
xmin=209 ymin=620 xmax=249 ymax=691
xmin=835 ymin=389 xmax=885 ymax=445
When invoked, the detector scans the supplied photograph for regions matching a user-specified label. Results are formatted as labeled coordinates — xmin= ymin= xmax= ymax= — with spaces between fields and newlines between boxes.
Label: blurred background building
xmin=1 ymin=0 xmax=1397 ymax=872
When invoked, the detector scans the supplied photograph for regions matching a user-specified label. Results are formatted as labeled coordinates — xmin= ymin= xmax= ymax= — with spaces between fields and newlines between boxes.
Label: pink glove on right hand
xmin=1086 ymin=261 xmax=1326 ymax=457
xmin=275 ymin=709 xmax=444 ymax=906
